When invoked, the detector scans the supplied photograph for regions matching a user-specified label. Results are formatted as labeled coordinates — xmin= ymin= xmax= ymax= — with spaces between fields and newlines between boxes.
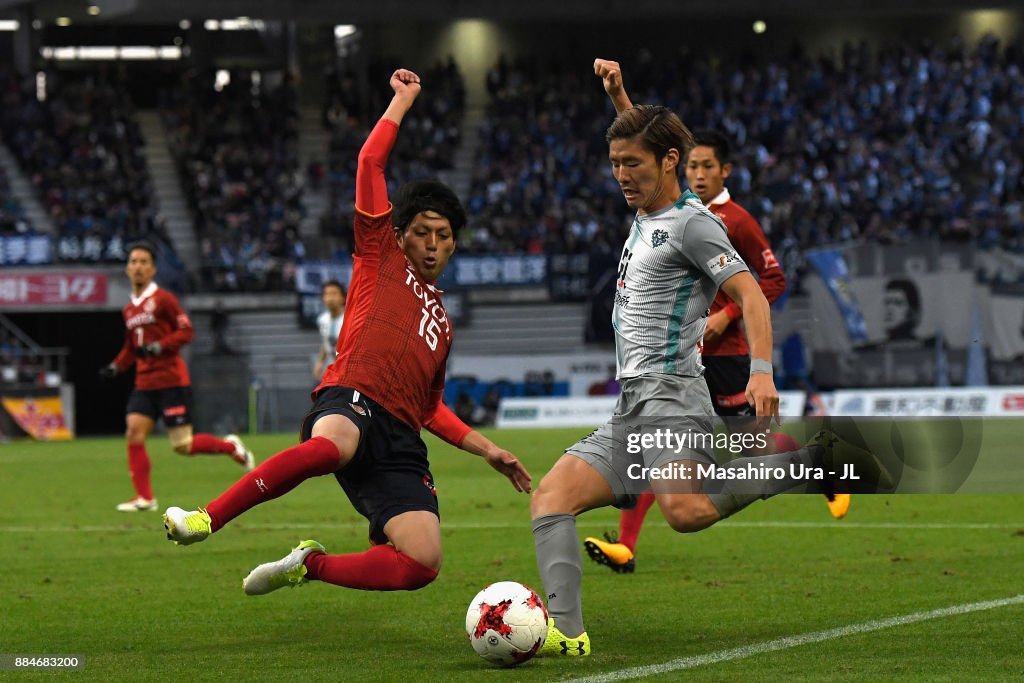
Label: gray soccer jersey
xmin=612 ymin=190 xmax=749 ymax=379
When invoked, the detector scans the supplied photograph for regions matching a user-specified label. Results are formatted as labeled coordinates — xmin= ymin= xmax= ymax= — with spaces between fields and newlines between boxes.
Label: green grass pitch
xmin=1 ymin=425 xmax=1022 ymax=681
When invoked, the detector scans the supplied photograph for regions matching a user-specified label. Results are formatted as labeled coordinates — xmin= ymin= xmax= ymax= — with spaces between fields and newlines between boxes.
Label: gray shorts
xmin=567 ymin=373 xmax=716 ymax=507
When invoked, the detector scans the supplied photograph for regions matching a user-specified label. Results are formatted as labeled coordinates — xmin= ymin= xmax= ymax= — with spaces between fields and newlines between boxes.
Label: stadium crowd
xmin=463 ymin=35 xmax=1024 ymax=257
xmin=1 ymin=34 xmax=1022 ymax=287
xmin=318 ymin=57 xmax=465 ymax=257
xmin=0 ymin=72 xmax=158 ymax=263
xmin=0 ymin=166 xmax=34 ymax=237
xmin=161 ymin=70 xmax=306 ymax=291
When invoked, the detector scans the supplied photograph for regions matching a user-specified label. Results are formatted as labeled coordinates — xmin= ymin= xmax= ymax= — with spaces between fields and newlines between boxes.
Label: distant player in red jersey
xmin=100 ymin=243 xmax=255 ymax=512
xmin=582 ymin=64 xmax=849 ymax=573
xmin=163 ymin=69 xmax=531 ymax=598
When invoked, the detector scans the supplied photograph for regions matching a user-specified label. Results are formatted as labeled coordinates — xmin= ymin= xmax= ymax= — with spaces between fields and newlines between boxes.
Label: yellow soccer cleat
xmin=539 ymin=618 xmax=590 ymax=657
xmin=163 ymin=507 xmax=212 ymax=545
xmin=243 ymin=540 xmax=326 ymax=595
xmin=583 ymin=532 xmax=635 ymax=574
xmin=825 ymin=493 xmax=851 ymax=519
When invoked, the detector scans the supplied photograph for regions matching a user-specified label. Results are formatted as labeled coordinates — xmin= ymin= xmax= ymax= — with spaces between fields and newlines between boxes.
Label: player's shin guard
xmin=619 ymin=489 xmax=656 ymax=552
xmin=205 ymin=436 xmax=341 ymax=531
xmin=704 ymin=448 xmax=816 ymax=518
xmin=533 ymin=513 xmax=585 ymax=639
xmin=127 ymin=443 xmax=153 ymax=500
xmin=304 ymin=544 xmax=438 ymax=590
xmin=189 ymin=433 xmax=236 ymax=455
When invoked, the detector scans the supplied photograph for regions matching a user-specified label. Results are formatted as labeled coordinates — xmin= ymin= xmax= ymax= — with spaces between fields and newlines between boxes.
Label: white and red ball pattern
xmin=465 ymin=581 xmax=549 ymax=667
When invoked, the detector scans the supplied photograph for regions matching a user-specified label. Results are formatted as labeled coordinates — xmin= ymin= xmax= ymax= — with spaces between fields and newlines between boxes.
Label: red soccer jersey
xmin=112 ymin=283 xmax=194 ymax=390
xmin=318 ymin=207 xmax=453 ymax=432
xmin=703 ymin=189 xmax=787 ymax=357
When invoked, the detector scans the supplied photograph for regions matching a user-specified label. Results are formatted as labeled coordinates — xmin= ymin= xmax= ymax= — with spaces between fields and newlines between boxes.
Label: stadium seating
xmin=161 ymin=70 xmax=305 ymax=291
xmin=0 ymin=73 xmax=158 ymax=263
xmin=319 ymin=58 xmax=466 ymax=256
xmin=466 ymin=37 xmax=1024 ymax=259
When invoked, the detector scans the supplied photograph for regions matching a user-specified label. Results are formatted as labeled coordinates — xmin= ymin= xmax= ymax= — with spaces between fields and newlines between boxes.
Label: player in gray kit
xmin=532 ymin=58 xmax=894 ymax=657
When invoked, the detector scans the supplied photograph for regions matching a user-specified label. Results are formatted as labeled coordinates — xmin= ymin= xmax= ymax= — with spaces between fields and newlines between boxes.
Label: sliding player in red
xmin=163 ymin=68 xmax=531 ymax=597
xmin=583 ymin=64 xmax=849 ymax=574
xmin=101 ymin=242 xmax=255 ymax=512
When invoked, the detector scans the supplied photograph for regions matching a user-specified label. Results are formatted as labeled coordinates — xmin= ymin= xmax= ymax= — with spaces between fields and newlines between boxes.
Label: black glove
xmin=136 ymin=342 xmax=162 ymax=358
xmin=99 ymin=364 xmax=118 ymax=379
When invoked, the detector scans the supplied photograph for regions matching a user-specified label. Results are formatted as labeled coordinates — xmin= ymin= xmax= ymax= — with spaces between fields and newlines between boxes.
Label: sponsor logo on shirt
xmin=762 ymin=248 xmax=779 ymax=269
xmin=707 ymin=250 xmax=742 ymax=275
xmin=125 ymin=312 xmax=157 ymax=329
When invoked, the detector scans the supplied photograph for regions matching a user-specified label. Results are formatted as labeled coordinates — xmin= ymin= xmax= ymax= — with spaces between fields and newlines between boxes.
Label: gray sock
xmin=704 ymin=447 xmax=817 ymax=518
xmin=532 ymin=513 xmax=585 ymax=638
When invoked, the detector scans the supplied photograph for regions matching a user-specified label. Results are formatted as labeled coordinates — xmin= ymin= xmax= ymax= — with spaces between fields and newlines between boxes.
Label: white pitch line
xmin=566 ymin=594 xmax=1024 ymax=683
xmin=0 ymin=520 xmax=1020 ymax=534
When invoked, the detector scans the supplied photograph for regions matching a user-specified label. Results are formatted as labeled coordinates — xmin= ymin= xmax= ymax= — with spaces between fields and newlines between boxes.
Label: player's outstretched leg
xmin=533 ymin=454 xmax=617 ymax=657
xmin=263 ymin=511 xmax=440 ymax=593
xmin=182 ymin=432 xmax=255 ymax=470
xmin=163 ymin=436 xmax=341 ymax=544
xmin=770 ymin=432 xmax=851 ymax=519
xmin=807 ymin=428 xmax=896 ymax=492
xmin=243 ymin=540 xmax=326 ymax=595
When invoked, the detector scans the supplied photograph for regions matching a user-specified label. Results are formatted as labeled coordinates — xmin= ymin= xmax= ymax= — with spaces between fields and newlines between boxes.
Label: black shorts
xmin=703 ymin=355 xmax=754 ymax=418
xmin=126 ymin=386 xmax=193 ymax=427
xmin=301 ymin=386 xmax=438 ymax=545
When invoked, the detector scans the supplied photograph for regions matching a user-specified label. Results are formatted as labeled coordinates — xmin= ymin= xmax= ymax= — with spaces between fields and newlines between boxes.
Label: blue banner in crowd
xmin=436 ymin=255 xmax=547 ymax=288
xmin=0 ymin=235 xmax=52 ymax=266
xmin=806 ymin=248 xmax=868 ymax=343
xmin=295 ymin=259 xmax=354 ymax=294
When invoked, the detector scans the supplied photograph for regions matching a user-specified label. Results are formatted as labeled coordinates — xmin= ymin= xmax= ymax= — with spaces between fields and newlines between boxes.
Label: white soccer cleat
xmin=225 ymin=434 xmax=255 ymax=471
xmin=162 ymin=506 xmax=212 ymax=545
xmin=243 ymin=540 xmax=326 ymax=596
xmin=116 ymin=496 xmax=158 ymax=512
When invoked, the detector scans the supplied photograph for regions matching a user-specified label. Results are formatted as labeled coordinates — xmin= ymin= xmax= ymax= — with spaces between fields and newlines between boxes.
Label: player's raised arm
xmin=355 ymin=69 xmax=422 ymax=217
xmin=594 ymin=58 xmax=634 ymax=113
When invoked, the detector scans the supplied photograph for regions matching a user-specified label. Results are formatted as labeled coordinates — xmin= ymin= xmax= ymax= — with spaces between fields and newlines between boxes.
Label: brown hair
xmin=606 ymin=105 xmax=695 ymax=168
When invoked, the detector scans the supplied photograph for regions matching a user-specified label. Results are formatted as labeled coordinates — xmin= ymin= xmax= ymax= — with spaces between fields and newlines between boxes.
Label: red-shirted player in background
xmin=100 ymin=243 xmax=255 ymax=512
xmin=582 ymin=60 xmax=850 ymax=574
xmin=163 ymin=69 xmax=531 ymax=598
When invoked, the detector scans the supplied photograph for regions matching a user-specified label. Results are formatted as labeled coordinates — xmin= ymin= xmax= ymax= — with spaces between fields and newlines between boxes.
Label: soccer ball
xmin=465 ymin=581 xmax=548 ymax=667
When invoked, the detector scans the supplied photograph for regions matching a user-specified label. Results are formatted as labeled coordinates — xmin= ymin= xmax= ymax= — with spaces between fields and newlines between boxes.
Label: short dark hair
xmin=606 ymin=105 xmax=695 ymax=165
xmin=322 ymin=279 xmax=346 ymax=296
xmin=886 ymin=279 xmax=921 ymax=314
xmin=392 ymin=180 xmax=466 ymax=234
xmin=691 ymin=129 xmax=732 ymax=165
xmin=127 ymin=241 xmax=157 ymax=263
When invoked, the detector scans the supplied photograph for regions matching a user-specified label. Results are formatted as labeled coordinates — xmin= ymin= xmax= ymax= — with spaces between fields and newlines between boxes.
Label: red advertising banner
xmin=0 ymin=273 xmax=108 ymax=306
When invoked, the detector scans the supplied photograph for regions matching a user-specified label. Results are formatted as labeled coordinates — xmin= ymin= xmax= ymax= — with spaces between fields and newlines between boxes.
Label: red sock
xmin=127 ymin=443 xmax=153 ymax=500
xmin=205 ymin=436 xmax=340 ymax=532
xmin=305 ymin=544 xmax=438 ymax=591
xmin=190 ymin=433 xmax=236 ymax=455
xmin=770 ymin=432 xmax=800 ymax=453
xmin=619 ymin=489 xmax=656 ymax=552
